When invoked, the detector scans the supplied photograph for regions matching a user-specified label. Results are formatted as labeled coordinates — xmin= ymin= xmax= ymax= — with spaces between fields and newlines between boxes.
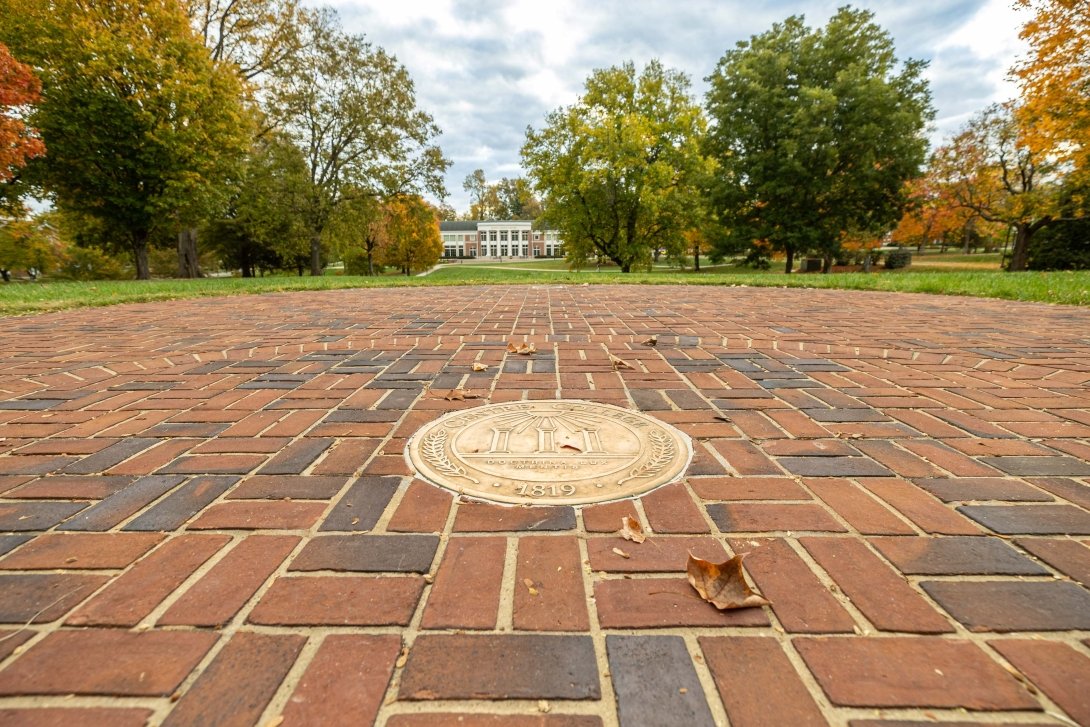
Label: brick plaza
xmin=0 ymin=284 xmax=1088 ymax=726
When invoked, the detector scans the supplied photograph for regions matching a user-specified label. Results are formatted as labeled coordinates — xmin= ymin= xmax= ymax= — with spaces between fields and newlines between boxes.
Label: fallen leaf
xmin=445 ymin=389 xmax=465 ymax=401
xmin=612 ymin=547 xmax=631 ymax=559
xmin=472 ymin=362 xmax=488 ymax=371
xmin=537 ymin=700 xmax=550 ymax=713
xmin=517 ymin=342 xmax=536 ymax=355
xmin=714 ymin=415 xmax=732 ymax=423
xmin=523 ymin=577 xmax=539 ymax=596
xmin=641 ymin=335 xmax=658 ymax=347
xmin=620 ymin=516 xmax=646 ymax=543
xmin=608 ymin=352 xmax=633 ymax=370
xmin=395 ymin=646 xmax=409 ymax=669
xmin=423 ymin=573 xmax=434 ymax=584
xmin=686 ymin=553 xmax=771 ymax=610
xmin=507 ymin=341 xmax=518 ymax=353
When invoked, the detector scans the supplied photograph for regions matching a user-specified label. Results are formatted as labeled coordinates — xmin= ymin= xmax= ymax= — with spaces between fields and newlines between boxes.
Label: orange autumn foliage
xmin=1014 ymin=0 xmax=1090 ymax=176
xmin=0 ymin=43 xmax=44 ymax=183
xmin=891 ymin=175 xmax=973 ymax=249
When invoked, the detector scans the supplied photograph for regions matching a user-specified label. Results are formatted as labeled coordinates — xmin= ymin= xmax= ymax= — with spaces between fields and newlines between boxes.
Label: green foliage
xmin=522 ymin=60 xmax=711 ymax=273
xmin=1 ymin=0 xmax=253 ymax=279
xmin=267 ymin=9 xmax=448 ymax=275
xmin=1027 ymin=182 xmax=1090 ymax=270
xmin=884 ymin=248 xmax=913 ymax=269
xmin=704 ymin=7 xmax=934 ymax=273
xmin=342 ymin=248 xmax=372 ymax=275
xmin=55 ymin=246 xmax=129 ymax=281
xmin=462 ymin=169 xmax=542 ymax=220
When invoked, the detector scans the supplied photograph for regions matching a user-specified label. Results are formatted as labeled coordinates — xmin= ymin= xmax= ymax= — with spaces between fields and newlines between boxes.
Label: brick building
xmin=439 ymin=220 xmax=564 ymax=259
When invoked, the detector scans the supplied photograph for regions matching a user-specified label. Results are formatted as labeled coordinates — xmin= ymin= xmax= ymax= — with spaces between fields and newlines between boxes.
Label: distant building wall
xmin=439 ymin=220 xmax=564 ymax=259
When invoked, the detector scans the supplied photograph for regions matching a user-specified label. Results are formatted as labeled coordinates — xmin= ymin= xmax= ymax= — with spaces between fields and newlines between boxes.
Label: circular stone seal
xmin=405 ymin=400 xmax=692 ymax=505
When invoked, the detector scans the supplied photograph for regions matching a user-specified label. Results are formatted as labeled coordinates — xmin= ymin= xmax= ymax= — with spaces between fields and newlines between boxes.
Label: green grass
xmin=2 ymin=265 xmax=1087 ymax=316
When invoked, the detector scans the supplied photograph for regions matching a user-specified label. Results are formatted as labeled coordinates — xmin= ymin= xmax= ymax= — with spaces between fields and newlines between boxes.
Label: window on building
xmin=489 ymin=230 xmax=497 ymax=242
xmin=499 ymin=230 xmax=508 ymax=241
xmin=521 ymin=230 xmax=529 ymax=241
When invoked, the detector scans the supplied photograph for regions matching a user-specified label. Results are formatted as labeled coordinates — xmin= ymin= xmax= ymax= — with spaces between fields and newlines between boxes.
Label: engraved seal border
xmin=405 ymin=399 xmax=693 ymax=506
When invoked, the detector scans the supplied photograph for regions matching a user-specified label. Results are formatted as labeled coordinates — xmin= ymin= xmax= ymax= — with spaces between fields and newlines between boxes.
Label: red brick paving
xmin=0 ymin=284 xmax=1088 ymax=725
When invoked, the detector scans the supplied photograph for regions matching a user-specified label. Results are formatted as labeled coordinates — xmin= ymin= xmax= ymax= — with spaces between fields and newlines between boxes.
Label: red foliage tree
xmin=0 ymin=42 xmax=45 ymax=183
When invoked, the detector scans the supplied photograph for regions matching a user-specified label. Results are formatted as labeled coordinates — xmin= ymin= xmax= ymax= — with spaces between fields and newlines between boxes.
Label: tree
xmin=493 ymin=177 xmax=542 ymax=220
xmin=522 ymin=60 xmax=710 ymax=272
xmin=891 ymin=174 xmax=975 ymax=252
xmin=931 ymin=103 xmax=1061 ymax=271
xmin=206 ymin=132 xmax=309 ymax=276
xmin=705 ymin=7 xmax=933 ymax=273
xmin=0 ymin=43 xmax=44 ymax=211
xmin=267 ymin=10 xmax=448 ymax=276
xmin=325 ymin=193 xmax=385 ymax=276
xmin=186 ymin=0 xmax=306 ymax=82
xmin=1 ymin=0 xmax=252 ymax=279
xmin=377 ymin=195 xmax=441 ymax=275
xmin=1014 ymin=0 xmax=1090 ymax=185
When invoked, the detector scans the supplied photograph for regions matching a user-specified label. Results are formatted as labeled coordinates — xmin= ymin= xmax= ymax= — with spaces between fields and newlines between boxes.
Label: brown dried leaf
xmin=620 ymin=516 xmax=646 ymax=543
xmin=522 ymin=577 xmax=539 ymax=596
xmin=612 ymin=547 xmax=631 ymax=559
xmin=472 ymin=362 xmax=488 ymax=371
xmin=686 ymin=553 xmax=771 ymax=610
xmin=517 ymin=342 xmax=536 ymax=355
xmin=641 ymin=335 xmax=658 ymax=347
xmin=608 ymin=352 xmax=633 ymax=370
xmin=444 ymin=389 xmax=465 ymax=401
xmin=506 ymin=341 xmax=518 ymax=353
xmin=395 ymin=646 xmax=409 ymax=669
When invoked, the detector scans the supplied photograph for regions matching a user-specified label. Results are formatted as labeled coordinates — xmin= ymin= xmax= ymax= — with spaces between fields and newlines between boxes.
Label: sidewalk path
xmin=0 ymin=284 xmax=1088 ymax=726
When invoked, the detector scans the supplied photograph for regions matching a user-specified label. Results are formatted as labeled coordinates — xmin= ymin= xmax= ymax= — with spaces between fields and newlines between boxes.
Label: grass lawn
xmin=1 ymin=255 xmax=1086 ymax=316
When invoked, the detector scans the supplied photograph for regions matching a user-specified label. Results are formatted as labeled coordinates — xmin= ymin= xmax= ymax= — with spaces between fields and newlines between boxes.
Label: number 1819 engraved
xmin=516 ymin=483 xmax=577 ymax=497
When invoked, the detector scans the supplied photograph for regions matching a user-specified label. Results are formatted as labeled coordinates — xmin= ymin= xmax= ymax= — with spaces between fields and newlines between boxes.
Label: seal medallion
xmin=406 ymin=400 xmax=692 ymax=505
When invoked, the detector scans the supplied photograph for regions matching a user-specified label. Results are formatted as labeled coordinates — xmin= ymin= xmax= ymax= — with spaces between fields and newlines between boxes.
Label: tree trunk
xmin=783 ymin=247 xmax=794 ymax=274
xmin=863 ymin=252 xmax=872 ymax=273
xmin=693 ymin=245 xmax=700 ymax=272
xmin=822 ymin=253 xmax=833 ymax=274
xmin=176 ymin=228 xmax=203 ymax=278
xmin=621 ymin=263 xmax=631 ymax=273
xmin=1009 ymin=223 xmax=1030 ymax=272
xmin=132 ymin=231 xmax=151 ymax=280
xmin=309 ymin=231 xmax=323 ymax=276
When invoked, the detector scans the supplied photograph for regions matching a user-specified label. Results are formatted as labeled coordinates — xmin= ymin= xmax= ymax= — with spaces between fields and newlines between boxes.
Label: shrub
xmin=884 ymin=248 xmax=912 ymax=269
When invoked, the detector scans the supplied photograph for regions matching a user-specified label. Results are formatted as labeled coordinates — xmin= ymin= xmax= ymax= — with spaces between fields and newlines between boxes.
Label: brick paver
xmin=0 ymin=284 xmax=1088 ymax=725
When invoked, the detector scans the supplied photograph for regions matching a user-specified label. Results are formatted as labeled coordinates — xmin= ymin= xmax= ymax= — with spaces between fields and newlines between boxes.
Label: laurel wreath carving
xmin=618 ymin=429 xmax=676 ymax=485
xmin=421 ymin=429 xmax=479 ymax=484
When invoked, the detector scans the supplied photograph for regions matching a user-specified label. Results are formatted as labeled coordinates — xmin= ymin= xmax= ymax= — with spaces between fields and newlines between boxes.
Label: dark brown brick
xmin=777 ymin=456 xmax=893 ymax=478
xmin=320 ymin=475 xmax=400 ymax=531
xmin=0 ymin=533 xmax=164 ymax=569
xmin=871 ymin=535 xmax=1047 ymax=575
xmin=1027 ymin=476 xmax=1090 ymax=510
xmin=454 ymin=503 xmax=576 ymax=532
xmin=256 ymin=437 xmax=334 ymax=474
xmin=728 ymin=538 xmax=855 ymax=633
xmin=0 ymin=574 xmax=108 ymax=623
xmin=290 ymin=534 xmax=438 ymax=572
xmin=990 ymin=639 xmax=1090 ymax=727
xmin=0 ymin=630 xmax=217 ymax=696
xmin=249 ymin=575 xmax=423 ymax=625
xmin=794 ymin=636 xmax=1038 ymax=709
xmin=282 ymin=634 xmax=401 ymax=725
xmin=59 ymin=475 xmax=185 ymax=531
xmin=911 ymin=477 xmax=1053 ymax=502
xmin=800 ymin=537 xmax=953 ymax=633
xmin=66 ymin=534 xmax=229 ymax=627
xmin=62 ymin=438 xmax=158 ymax=475
xmin=708 ymin=503 xmax=846 ymax=532
xmin=921 ymin=580 xmax=1090 ymax=631
xmin=400 ymin=634 xmax=600 ymax=700
xmin=121 ymin=475 xmax=237 ymax=531
xmin=163 ymin=632 xmax=304 ymax=727
xmin=159 ymin=535 xmax=299 ymax=627
xmin=0 ymin=501 xmax=87 ymax=531
xmin=514 ymin=536 xmax=588 ymax=631
xmin=422 ymin=536 xmax=506 ymax=630
xmin=701 ymin=636 xmax=827 ymax=727
xmin=608 ymin=635 xmax=715 ymax=727
xmin=981 ymin=455 xmax=1090 ymax=476
xmin=595 ymin=577 xmax=769 ymax=628
xmin=958 ymin=504 xmax=1090 ymax=534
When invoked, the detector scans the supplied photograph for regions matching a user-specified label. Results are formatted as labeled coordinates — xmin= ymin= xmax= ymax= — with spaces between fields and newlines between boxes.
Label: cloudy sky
xmin=318 ymin=0 xmax=1028 ymax=213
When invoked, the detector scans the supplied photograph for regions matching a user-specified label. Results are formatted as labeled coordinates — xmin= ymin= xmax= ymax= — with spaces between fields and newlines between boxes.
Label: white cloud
xmin=318 ymin=0 xmax=1029 ymax=213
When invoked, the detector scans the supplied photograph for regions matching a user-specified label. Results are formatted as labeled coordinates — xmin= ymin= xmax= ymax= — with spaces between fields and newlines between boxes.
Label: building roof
xmin=440 ymin=220 xmax=555 ymax=231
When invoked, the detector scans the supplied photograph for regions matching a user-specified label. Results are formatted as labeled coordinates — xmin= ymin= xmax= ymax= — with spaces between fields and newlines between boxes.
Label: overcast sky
xmin=317 ymin=0 xmax=1028 ymax=214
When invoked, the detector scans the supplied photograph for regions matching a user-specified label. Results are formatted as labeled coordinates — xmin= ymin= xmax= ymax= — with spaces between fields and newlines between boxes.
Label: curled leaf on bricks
xmin=608 ymin=352 xmax=633 ymax=370
xmin=472 ymin=362 xmax=488 ymax=371
xmin=641 ymin=335 xmax=658 ymax=347
xmin=620 ymin=516 xmax=646 ymax=543
xmin=507 ymin=341 xmax=519 ymax=353
xmin=686 ymin=553 xmax=771 ymax=610
xmin=517 ymin=342 xmax=536 ymax=355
